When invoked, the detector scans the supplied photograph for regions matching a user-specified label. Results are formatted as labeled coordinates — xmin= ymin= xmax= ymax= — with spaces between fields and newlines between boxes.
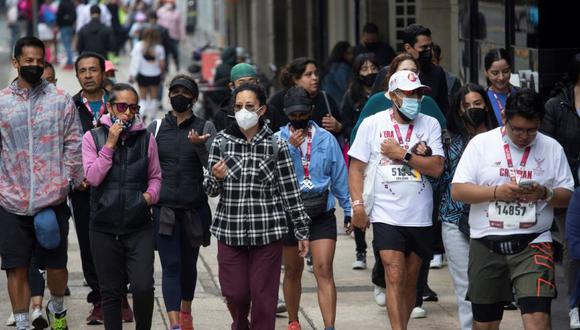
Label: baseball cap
xmin=230 ymin=63 xmax=257 ymax=82
xmin=34 ymin=208 xmax=61 ymax=250
xmin=386 ymin=70 xmax=430 ymax=100
xmin=105 ymin=60 xmax=116 ymax=73
xmin=283 ymin=86 xmax=312 ymax=116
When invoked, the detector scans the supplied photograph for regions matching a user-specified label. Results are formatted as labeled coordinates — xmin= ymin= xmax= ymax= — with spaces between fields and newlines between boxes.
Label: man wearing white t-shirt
xmin=348 ymin=70 xmax=444 ymax=329
xmin=452 ymin=88 xmax=574 ymax=330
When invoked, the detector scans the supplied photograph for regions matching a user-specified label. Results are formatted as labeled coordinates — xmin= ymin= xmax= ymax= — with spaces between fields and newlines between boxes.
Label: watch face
xmin=404 ymin=152 xmax=412 ymax=161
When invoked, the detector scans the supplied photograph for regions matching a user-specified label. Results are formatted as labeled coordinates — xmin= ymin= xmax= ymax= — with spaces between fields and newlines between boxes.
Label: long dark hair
xmin=349 ymin=53 xmax=379 ymax=108
xmin=484 ymin=48 xmax=511 ymax=86
xmin=550 ymin=52 xmax=580 ymax=97
xmin=323 ymin=41 xmax=351 ymax=71
xmin=279 ymin=57 xmax=317 ymax=89
xmin=447 ymin=83 xmax=499 ymax=137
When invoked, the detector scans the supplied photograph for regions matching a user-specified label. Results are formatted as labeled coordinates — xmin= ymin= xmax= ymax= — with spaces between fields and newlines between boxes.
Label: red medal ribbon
xmin=501 ymin=127 xmax=531 ymax=183
xmin=82 ymin=93 xmax=106 ymax=127
xmin=299 ymin=126 xmax=313 ymax=179
xmin=389 ymin=110 xmax=414 ymax=148
xmin=490 ymin=89 xmax=510 ymax=117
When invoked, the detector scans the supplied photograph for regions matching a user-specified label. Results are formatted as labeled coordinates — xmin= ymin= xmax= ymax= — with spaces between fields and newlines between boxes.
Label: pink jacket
xmin=156 ymin=5 xmax=185 ymax=40
xmin=82 ymin=114 xmax=162 ymax=204
xmin=0 ymin=80 xmax=83 ymax=215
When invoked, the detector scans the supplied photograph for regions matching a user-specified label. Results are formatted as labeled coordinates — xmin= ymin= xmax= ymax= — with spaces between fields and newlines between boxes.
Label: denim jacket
xmin=277 ymin=121 xmax=351 ymax=215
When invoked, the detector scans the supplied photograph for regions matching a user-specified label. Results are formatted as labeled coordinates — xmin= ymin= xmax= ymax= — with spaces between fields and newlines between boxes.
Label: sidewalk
xmin=0 ymin=37 xmax=572 ymax=329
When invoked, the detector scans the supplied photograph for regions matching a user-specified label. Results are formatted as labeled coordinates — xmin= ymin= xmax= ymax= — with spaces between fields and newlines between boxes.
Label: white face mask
xmin=235 ymin=107 xmax=261 ymax=130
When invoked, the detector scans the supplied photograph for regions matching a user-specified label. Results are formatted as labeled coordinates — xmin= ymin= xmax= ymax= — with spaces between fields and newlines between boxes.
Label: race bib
xmin=380 ymin=164 xmax=421 ymax=182
xmin=488 ymin=201 xmax=537 ymax=230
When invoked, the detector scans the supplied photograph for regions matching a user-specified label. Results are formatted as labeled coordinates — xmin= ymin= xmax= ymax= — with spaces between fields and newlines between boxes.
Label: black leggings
xmin=90 ymin=228 xmax=155 ymax=330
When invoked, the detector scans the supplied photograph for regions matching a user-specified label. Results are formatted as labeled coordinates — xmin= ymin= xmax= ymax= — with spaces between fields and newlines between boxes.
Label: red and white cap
xmin=386 ymin=70 xmax=430 ymax=99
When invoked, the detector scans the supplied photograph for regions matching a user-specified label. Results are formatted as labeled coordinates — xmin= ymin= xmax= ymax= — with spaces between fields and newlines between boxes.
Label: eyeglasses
xmin=506 ymin=121 xmax=538 ymax=137
xmin=234 ymin=104 xmax=262 ymax=112
xmin=113 ymin=102 xmax=140 ymax=114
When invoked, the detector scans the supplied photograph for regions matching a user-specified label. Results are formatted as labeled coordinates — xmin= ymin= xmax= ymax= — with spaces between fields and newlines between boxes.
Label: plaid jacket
xmin=204 ymin=124 xmax=310 ymax=246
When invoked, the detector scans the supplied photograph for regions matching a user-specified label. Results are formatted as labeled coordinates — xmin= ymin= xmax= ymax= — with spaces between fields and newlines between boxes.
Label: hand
xmin=519 ymin=183 xmax=546 ymax=203
xmin=298 ymin=240 xmax=310 ymax=258
xmin=322 ymin=114 xmax=342 ymax=133
xmin=380 ymin=138 xmax=405 ymax=160
xmin=188 ymin=129 xmax=211 ymax=144
xmin=212 ymin=159 xmax=228 ymax=180
xmin=495 ymin=182 xmax=525 ymax=202
xmin=105 ymin=120 xmax=124 ymax=149
xmin=351 ymin=207 xmax=370 ymax=231
xmin=143 ymin=192 xmax=152 ymax=205
xmin=288 ymin=129 xmax=305 ymax=148
xmin=344 ymin=216 xmax=353 ymax=235
xmin=411 ymin=141 xmax=432 ymax=156
xmin=75 ymin=179 xmax=89 ymax=191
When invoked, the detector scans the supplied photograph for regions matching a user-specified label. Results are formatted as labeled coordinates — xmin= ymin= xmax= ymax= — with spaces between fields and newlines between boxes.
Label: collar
xmin=9 ymin=79 xmax=49 ymax=98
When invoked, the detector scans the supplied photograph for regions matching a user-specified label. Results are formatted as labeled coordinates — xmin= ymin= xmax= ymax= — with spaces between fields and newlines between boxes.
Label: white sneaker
xmin=429 ymin=254 xmax=444 ymax=269
xmin=374 ymin=285 xmax=386 ymax=307
xmin=276 ymin=299 xmax=287 ymax=314
xmin=410 ymin=306 xmax=427 ymax=319
xmin=31 ymin=307 xmax=48 ymax=329
xmin=352 ymin=252 xmax=367 ymax=270
xmin=5 ymin=312 xmax=15 ymax=326
xmin=570 ymin=307 xmax=580 ymax=329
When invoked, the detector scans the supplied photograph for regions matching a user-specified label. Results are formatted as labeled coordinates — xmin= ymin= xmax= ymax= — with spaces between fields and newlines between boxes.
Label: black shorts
xmin=136 ymin=74 xmax=162 ymax=87
xmin=0 ymin=202 xmax=70 ymax=270
xmin=372 ymin=222 xmax=434 ymax=260
xmin=284 ymin=209 xmax=337 ymax=246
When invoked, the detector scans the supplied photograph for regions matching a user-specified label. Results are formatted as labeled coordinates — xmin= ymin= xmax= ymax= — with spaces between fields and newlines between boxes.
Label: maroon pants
xmin=217 ymin=240 xmax=283 ymax=330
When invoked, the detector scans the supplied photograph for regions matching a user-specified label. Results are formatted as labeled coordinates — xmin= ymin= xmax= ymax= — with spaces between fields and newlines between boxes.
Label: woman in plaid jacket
xmin=204 ymin=83 xmax=310 ymax=330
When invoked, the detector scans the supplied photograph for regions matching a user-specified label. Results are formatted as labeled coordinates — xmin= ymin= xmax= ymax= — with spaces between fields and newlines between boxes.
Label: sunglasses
xmin=113 ymin=102 xmax=140 ymax=114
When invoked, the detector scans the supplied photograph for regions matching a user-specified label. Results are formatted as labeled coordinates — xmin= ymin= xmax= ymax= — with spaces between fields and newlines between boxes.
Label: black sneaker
xmin=422 ymin=285 xmax=439 ymax=302
xmin=503 ymin=301 xmax=518 ymax=310
xmin=305 ymin=254 xmax=313 ymax=273
xmin=46 ymin=304 xmax=68 ymax=330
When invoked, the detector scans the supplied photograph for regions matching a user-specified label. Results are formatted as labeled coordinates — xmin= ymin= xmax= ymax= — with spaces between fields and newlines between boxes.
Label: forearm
xmin=451 ymin=182 xmax=495 ymax=204
xmin=549 ymin=188 xmax=573 ymax=208
xmin=407 ymin=155 xmax=444 ymax=178
xmin=348 ymin=160 xmax=365 ymax=202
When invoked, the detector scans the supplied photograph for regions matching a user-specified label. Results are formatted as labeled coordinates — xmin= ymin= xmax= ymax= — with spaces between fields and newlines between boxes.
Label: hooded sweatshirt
xmin=82 ymin=113 xmax=162 ymax=204
xmin=0 ymin=79 xmax=84 ymax=215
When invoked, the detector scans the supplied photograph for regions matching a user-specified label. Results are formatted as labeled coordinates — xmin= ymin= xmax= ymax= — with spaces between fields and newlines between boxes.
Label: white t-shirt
xmin=129 ymin=42 xmax=166 ymax=77
xmin=452 ymin=127 xmax=574 ymax=242
xmin=348 ymin=110 xmax=444 ymax=227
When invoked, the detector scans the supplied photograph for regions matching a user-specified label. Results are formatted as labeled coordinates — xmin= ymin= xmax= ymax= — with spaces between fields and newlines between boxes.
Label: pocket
xmin=322 ymin=158 xmax=333 ymax=177
xmin=225 ymin=156 xmax=243 ymax=181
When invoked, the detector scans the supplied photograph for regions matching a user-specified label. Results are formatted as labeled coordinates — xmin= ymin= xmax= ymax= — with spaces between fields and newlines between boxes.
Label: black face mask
xmin=170 ymin=95 xmax=193 ymax=113
xmin=19 ymin=65 xmax=44 ymax=85
xmin=365 ymin=42 xmax=379 ymax=52
xmin=359 ymin=73 xmax=377 ymax=87
xmin=290 ymin=118 xmax=309 ymax=130
xmin=463 ymin=107 xmax=487 ymax=128
xmin=418 ymin=49 xmax=432 ymax=66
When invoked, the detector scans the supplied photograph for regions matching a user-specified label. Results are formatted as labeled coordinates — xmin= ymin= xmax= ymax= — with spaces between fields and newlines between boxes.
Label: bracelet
xmin=493 ymin=186 xmax=498 ymax=201
xmin=351 ymin=199 xmax=364 ymax=207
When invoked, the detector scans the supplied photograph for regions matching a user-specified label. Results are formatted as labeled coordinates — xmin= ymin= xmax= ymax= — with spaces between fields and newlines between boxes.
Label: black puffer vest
xmin=155 ymin=114 xmax=207 ymax=208
xmin=89 ymin=126 xmax=151 ymax=235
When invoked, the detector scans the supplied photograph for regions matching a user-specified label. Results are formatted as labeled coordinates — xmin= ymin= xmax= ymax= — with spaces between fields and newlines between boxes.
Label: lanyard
xmin=490 ymin=89 xmax=510 ymax=116
xmin=82 ymin=93 xmax=106 ymax=127
xmin=299 ymin=126 xmax=313 ymax=179
xmin=389 ymin=110 xmax=414 ymax=148
xmin=501 ymin=127 xmax=531 ymax=183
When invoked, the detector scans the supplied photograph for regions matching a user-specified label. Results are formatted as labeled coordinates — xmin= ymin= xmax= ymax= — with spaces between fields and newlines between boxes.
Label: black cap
xmin=283 ymin=86 xmax=312 ymax=116
xmin=169 ymin=78 xmax=198 ymax=96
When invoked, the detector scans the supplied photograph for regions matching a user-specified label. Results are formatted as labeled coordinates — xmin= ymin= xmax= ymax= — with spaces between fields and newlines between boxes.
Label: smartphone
xmin=518 ymin=180 xmax=535 ymax=189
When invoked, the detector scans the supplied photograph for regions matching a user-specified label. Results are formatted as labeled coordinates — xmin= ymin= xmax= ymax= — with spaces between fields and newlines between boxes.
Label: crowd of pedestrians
xmin=1 ymin=16 xmax=580 ymax=330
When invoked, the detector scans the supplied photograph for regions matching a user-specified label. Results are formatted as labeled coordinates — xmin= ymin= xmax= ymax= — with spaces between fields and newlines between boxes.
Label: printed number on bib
xmin=488 ymin=201 xmax=536 ymax=230
xmin=381 ymin=164 xmax=421 ymax=182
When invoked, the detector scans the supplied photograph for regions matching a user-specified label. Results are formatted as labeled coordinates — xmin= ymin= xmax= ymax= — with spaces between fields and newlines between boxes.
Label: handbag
xmin=302 ymin=190 xmax=329 ymax=218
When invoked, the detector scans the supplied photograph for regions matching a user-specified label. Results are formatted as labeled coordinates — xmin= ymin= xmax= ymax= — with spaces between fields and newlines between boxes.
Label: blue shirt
xmin=277 ymin=121 xmax=351 ymax=216
xmin=487 ymin=87 xmax=516 ymax=126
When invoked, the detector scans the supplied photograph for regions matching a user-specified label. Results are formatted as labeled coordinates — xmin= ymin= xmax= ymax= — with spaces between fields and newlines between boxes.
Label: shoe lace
xmin=52 ymin=315 xmax=67 ymax=330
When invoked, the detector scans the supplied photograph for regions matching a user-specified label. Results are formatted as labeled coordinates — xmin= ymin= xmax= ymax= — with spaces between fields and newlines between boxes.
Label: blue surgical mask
xmin=396 ymin=95 xmax=421 ymax=120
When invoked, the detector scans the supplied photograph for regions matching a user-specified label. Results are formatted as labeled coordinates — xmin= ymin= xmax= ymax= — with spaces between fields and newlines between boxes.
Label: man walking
xmin=77 ymin=5 xmax=114 ymax=59
xmin=0 ymin=36 xmax=84 ymax=330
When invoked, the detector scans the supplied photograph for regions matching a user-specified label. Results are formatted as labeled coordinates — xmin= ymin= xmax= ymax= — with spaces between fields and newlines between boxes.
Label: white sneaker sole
xmin=352 ymin=261 xmax=367 ymax=270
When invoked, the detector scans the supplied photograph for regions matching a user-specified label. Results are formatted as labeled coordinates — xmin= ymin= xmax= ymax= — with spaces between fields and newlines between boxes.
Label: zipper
xmin=119 ymin=138 xmax=126 ymax=235
xmin=26 ymin=93 xmax=35 ymax=215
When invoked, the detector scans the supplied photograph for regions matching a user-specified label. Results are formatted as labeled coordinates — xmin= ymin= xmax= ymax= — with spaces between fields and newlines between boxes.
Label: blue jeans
xmin=60 ymin=26 xmax=74 ymax=65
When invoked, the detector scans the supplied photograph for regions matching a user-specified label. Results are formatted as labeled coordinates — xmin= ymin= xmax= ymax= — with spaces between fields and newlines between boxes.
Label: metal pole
xmin=31 ymin=0 xmax=38 ymax=37
xmin=469 ymin=0 xmax=478 ymax=83
xmin=354 ymin=0 xmax=360 ymax=45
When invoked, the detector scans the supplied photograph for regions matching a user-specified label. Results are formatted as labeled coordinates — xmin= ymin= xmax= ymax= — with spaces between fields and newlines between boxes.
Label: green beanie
xmin=230 ymin=63 xmax=257 ymax=82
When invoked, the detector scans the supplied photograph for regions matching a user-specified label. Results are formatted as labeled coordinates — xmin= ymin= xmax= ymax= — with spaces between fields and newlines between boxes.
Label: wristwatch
xmin=543 ymin=187 xmax=555 ymax=202
xmin=402 ymin=151 xmax=413 ymax=164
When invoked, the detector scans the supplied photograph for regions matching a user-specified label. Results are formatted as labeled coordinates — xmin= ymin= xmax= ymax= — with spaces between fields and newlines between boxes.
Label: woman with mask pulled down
xmin=204 ymin=83 xmax=311 ymax=330
xmin=277 ymin=86 xmax=351 ymax=330
xmin=436 ymin=83 xmax=499 ymax=330
xmin=147 ymin=74 xmax=216 ymax=330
